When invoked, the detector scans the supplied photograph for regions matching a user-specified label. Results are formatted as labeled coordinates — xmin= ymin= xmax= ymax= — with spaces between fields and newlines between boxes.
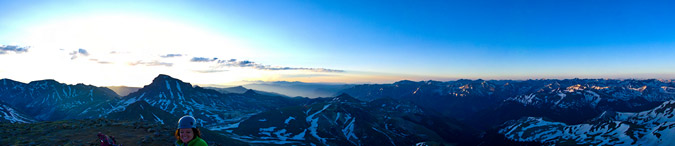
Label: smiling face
xmin=179 ymin=128 xmax=194 ymax=143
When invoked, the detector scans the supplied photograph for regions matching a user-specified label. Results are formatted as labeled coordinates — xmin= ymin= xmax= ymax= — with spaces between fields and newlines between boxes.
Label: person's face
xmin=179 ymin=128 xmax=194 ymax=143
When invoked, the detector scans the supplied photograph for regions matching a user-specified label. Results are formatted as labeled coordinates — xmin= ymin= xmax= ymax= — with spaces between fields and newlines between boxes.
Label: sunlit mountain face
xmin=2 ymin=0 xmax=675 ymax=145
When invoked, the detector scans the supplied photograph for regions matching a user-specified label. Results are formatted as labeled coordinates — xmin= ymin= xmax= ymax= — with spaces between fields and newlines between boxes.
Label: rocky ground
xmin=0 ymin=118 xmax=247 ymax=146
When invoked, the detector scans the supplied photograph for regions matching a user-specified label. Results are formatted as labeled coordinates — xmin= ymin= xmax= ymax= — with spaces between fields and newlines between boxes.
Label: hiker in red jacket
xmin=97 ymin=132 xmax=120 ymax=146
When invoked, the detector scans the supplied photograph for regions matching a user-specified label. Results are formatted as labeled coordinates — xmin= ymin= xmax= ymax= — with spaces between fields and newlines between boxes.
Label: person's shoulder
xmin=191 ymin=137 xmax=208 ymax=146
xmin=196 ymin=137 xmax=207 ymax=144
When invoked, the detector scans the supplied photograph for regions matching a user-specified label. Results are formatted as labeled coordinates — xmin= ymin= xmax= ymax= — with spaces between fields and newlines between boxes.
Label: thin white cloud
xmin=0 ymin=45 xmax=29 ymax=54
xmin=128 ymin=60 xmax=173 ymax=67
xmin=213 ymin=58 xmax=344 ymax=73
xmin=69 ymin=48 xmax=90 ymax=60
xmin=88 ymin=59 xmax=112 ymax=64
xmin=161 ymin=54 xmax=184 ymax=58
xmin=190 ymin=57 xmax=218 ymax=62
xmin=109 ymin=51 xmax=132 ymax=54
xmin=193 ymin=69 xmax=228 ymax=73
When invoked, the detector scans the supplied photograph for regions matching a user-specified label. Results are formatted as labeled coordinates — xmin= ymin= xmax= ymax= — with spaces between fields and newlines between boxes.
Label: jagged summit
xmin=150 ymin=74 xmax=188 ymax=85
xmin=1 ymin=78 xmax=21 ymax=83
xmin=155 ymin=74 xmax=172 ymax=78
xmin=1 ymin=78 xmax=23 ymax=88
xmin=336 ymin=93 xmax=352 ymax=98
xmin=228 ymin=86 xmax=248 ymax=92
xmin=243 ymin=89 xmax=257 ymax=95
xmin=28 ymin=79 xmax=60 ymax=85
xmin=136 ymin=74 xmax=194 ymax=93
xmin=394 ymin=80 xmax=416 ymax=84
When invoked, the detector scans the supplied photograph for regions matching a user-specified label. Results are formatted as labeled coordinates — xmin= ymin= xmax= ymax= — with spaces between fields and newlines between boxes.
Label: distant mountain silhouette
xmin=204 ymin=86 xmax=289 ymax=97
xmin=242 ymin=81 xmax=354 ymax=98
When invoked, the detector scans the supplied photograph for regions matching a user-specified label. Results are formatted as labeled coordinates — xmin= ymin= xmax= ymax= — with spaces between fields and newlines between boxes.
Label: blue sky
xmin=1 ymin=0 xmax=674 ymax=86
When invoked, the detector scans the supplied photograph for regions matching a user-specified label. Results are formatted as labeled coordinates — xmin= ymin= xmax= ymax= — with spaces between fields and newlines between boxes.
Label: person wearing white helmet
xmin=174 ymin=115 xmax=208 ymax=146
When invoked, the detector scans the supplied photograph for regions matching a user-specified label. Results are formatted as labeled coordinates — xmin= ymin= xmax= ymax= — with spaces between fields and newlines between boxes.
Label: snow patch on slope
xmin=284 ymin=116 xmax=295 ymax=125
xmin=0 ymin=104 xmax=34 ymax=123
xmin=501 ymin=100 xmax=675 ymax=145
xmin=306 ymin=104 xmax=331 ymax=145
xmin=152 ymin=113 xmax=164 ymax=124
xmin=342 ymin=117 xmax=359 ymax=144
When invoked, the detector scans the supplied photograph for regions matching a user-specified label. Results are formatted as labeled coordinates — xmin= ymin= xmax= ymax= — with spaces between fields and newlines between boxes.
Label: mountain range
xmin=339 ymin=79 xmax=674 ymax=127
xmin=0 ymin=78 xmax=120 ymax=121
xmin=203 ymin=86 xmax=289 ymax=97
xmin=1 ymin=76 xmax=675 ymax=145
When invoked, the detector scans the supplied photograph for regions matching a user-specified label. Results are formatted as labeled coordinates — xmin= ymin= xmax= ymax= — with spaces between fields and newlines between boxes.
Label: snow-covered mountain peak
xmin=147 ymin=74 xmax=193 ymax=91
xmin=564 ymin=84 xmax=586 ymax=92
xmin=501 ymin=100 xmax=675 ymax=145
